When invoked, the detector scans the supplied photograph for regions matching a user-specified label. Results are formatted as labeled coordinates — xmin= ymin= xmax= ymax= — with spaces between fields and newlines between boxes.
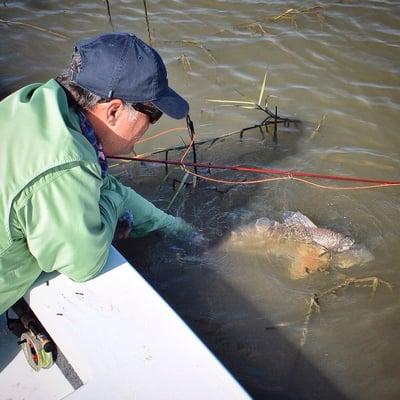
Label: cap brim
xmin=152 ymin=87 xmax=189 ymax=120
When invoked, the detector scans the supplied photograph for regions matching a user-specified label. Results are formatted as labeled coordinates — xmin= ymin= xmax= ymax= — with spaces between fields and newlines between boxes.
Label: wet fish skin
xmin=253 ymin=213 xmax=355 ymax=252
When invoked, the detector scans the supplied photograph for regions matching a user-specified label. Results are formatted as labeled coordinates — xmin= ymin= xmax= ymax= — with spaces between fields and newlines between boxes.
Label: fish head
xmin=335 ymin=235 xmax=356 ymax=252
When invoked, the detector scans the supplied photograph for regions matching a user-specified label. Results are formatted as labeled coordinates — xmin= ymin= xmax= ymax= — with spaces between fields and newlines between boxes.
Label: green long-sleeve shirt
xmin=0 ymin=80 xmax=190 ymax=314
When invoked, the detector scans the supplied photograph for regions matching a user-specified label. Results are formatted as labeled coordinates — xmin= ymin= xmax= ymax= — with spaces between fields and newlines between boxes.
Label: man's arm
xmin=105 ymin=174 xmax=193 ymax=238
xmin=16 ymin=163 xmax=125 ymax=282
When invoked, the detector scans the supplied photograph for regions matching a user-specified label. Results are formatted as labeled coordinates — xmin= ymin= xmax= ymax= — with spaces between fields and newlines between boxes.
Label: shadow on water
xmin=117 ymin=234 xmax=349 ymax=400
xmin=0 ymin=80 xmax=14 ymax=102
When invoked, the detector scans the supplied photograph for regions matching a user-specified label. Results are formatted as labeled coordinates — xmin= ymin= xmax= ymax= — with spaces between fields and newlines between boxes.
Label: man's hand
xmin=186 ymin=230 xmax=209 ymax=249
xmin=113 ymin=221 xmax=131 ymax=242
xmin=113 ymin=209 xmax=134 ymax=242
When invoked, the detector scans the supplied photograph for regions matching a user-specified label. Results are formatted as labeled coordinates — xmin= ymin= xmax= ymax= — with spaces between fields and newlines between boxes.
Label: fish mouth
xmin=331 ymin=245 xmax=375 ymax=269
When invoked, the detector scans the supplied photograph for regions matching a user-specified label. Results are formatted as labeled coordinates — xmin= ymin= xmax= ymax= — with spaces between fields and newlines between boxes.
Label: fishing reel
xmin=6 ymin=299 xmax=56 ymax=371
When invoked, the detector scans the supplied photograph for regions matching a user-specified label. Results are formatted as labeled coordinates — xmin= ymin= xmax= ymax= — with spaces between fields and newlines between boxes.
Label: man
xmin=0 ymin=32 xmax=198 ymax=315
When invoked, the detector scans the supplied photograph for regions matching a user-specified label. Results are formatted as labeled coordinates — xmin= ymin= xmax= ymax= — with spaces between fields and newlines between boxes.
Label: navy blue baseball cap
xmin=70 ymin=32 xmax=189 ymax=119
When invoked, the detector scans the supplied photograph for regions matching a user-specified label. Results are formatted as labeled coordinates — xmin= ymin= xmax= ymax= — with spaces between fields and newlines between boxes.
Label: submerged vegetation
xmin=301 ymin=276 xmax=392 ymax=347
xmin=215 ymin=5 xmax=325 ymax=35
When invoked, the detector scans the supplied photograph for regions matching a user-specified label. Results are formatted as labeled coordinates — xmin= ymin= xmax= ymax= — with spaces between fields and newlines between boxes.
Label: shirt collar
xmin=77 ymin=111 xmax=108 ymax=178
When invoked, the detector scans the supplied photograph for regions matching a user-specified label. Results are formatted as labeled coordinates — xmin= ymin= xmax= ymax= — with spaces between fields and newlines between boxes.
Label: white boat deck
xmin=0 ymin=247 xmax=250 ymax=399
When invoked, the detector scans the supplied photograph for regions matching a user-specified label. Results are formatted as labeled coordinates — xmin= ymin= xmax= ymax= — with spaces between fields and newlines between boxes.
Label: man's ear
xmin=106 ymin=99 xmax=124 ymax=125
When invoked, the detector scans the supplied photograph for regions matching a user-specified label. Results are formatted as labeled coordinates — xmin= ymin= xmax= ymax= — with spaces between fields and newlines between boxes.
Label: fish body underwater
xmin=226 ymin=211 xmax=374 ymax=279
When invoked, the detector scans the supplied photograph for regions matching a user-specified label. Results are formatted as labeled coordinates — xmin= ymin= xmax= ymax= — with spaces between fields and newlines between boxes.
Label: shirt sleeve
xmin=104 ymin=174 xmax=193 ymax=238
xmin=16 ymin=163 xmax=125 ymax=282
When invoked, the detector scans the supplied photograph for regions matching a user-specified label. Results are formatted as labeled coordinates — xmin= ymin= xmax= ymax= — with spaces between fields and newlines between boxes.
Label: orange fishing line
xmin=136 ymin=126 xmax=187 ymax=144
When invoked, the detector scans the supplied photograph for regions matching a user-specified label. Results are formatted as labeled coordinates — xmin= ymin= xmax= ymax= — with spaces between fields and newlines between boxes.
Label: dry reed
xmin=142 ymin=0 xmax=153 ymax=46
xmin=300 ymin=276 xmax=392 ymax=347
xmin=103 ymin=0 xmax=114 ymax=31
xmin=0 ymin=17 xmax=68 ymax=39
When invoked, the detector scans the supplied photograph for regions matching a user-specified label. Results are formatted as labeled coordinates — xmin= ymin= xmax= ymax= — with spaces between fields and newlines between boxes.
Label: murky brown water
xmin=2 ymin=1 xmax=400 ymax=399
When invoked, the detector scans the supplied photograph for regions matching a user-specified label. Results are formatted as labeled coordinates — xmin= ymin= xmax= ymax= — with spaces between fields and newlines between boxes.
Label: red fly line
xmin=109 ymin=127 xmax=400 ymax=190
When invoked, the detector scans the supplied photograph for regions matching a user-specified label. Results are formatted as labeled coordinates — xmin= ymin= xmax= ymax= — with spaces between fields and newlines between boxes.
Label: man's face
xmin=85 ymin=100 xmax=151 ymax=155
xmin=113 ymin=105 xmax=150 ymax=154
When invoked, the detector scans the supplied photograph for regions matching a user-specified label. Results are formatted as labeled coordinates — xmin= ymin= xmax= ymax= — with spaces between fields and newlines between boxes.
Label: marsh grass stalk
xmin=208 ymin=69 xmax=300 ymax=141
xmin=269 ymin=5 xmax=325 ymax=28
xmin=142 ymin=0 xmax=152 ymax=46
xmin=174 ymin=39 xmax=217 ymax=64
xmin=240 ymin=22 xmax=267 ymax=35
xmin=300 ymin=294 xmax=320 ymax=347
xmin=167 ymin=172 xmax=189 ymax=210
xmin=165 ymin=150 xmax=169 ymax=175
xmin=0 ymin=18 xmax=68 ymax=39
xmin=103 ymin=0 xmax=114 ymax=31
xmin=157 ymin=39 xmax=217 ymax=79
xmin=309 ymin=114 xmax=327 ymax=140
xmin=300 ymin=276 xmax=392 ymax=347
xmin=186 ymin=116 xmax=198 ymax=178
xmin=177 ymin=53 xmax=192 ymax=74
xmin=215 ymin=21 xmax=268 ymax=35
xmin=214 ymin=4 xmax=324 ymax=35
